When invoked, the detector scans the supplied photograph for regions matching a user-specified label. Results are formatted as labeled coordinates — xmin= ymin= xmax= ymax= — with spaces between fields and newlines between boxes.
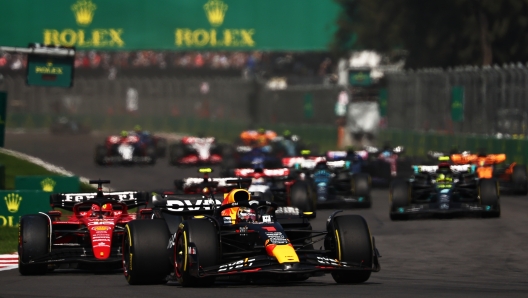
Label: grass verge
xmin=0 ymin=228 xmax=18 ymax=254
xmin=0 ymin=151 xmax=95 ymax=254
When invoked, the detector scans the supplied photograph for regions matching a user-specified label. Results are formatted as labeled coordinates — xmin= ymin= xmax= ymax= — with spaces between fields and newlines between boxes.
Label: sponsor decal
xmin=276 ymin=207 xmax=299 ymax=215
xmin=91 ymin=226 xmax=109 ymax=231
xmin=218 ymin=258 xmax=255 ymax=272
xmin=64 ymin=191 xmax=136 ymax=202
xmin=317 ymin=256 xmax=348 ymax=267
xmin=166 ymin=199 xmax=222 ymax=212
xmin=167 ymin=233 xmax=176 ymax=249
xmin=262 ymin=215 xmax=272 ymax=223
xmin=4 ymin=194 xmax=22 ymax=213
xmin=265 ymin=231 xmax=288 ymax=244
xmin=40 ymin=178 xmax=57 ymax=192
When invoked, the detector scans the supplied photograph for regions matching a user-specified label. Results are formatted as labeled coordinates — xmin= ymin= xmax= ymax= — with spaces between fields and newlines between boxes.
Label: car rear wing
xmin=282 ymin=156 xmax=326 ymax=168
xmin=152 ymin=194 xmax=222 ymax=215
xmin=50 ymin=191 xmax=148 ymax=210
xmin=181 ymin=177 xmax=243 ymax=188
xmin=234 ymin=168 xmax=291 ymax=177
xmin=412 ymin=164 xmax=473 ymax=174
xmin=451 ymin=153 xmax=506 ymax=165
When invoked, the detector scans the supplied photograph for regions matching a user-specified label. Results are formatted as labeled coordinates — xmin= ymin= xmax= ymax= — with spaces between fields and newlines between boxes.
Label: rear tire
xmin=169 ymin=143 xmax=186 ymax=166
xmin=123 ymin=220 xmax=171 ymax=285
xmin=352 ymin=173 xmax=371 ymax=207
xmin=329 ymin=215 xmax=373 ymax=284
xmin=156 ymin=138 xmax=167 ymax=158
xmin=390 ymin=180 xmax=411 ymax=220
xmin=19 ymin=215 xmax=49 ymax=275
xmin=479 ymin=179 xmax=500 ymax=218
xmin=175 ymin=219 xmax=219 ymax=287
xmin=512 ymin=164 xmax=528 ymax=195
xmin=290 ymin=181 xmax=316 ymax=218
xmin=94 ymin=145 xmax=107 ymax=165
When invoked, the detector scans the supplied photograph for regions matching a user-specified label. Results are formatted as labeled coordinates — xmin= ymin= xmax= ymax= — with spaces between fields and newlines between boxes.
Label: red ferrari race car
xmin=168 ymin=136 xmax=227 ymax=166
xmin=18 ymin=180 xmax=150 ymax=275
xmin=94 ymin=132 xmax=157 ymax=165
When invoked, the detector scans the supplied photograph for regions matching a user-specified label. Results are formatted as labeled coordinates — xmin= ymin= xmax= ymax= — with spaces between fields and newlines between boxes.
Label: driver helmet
xmin=102 ymin=203 xmax=113 ymax=216
xmin=258 ymin=128 xmax=266 ymax=135
xmin=90 ymin=204 xmax=100 ymax=216
xmin=283 ymin=130 xmax=292 ymax=139
xmin=436 ymin=172 xmax=453 ymax=188
xmin=236 ymin=207 xmax=257 ymax=223
xmin=120 ymin=130 xmax=128 ymax=138
xmin=134 ymin=125 xmax=142 ymax=133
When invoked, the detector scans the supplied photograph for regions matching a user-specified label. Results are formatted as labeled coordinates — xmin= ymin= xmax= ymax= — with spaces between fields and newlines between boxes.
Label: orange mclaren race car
xmin=451 ymin=153 xmax=528 ymax=195
xmin=122 ymin=181 xmax=380 ymax=286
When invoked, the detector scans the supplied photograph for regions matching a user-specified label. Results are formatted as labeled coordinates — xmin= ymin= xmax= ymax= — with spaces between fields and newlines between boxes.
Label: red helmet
xmin=102 ymin=203 xmax=113 ymax=216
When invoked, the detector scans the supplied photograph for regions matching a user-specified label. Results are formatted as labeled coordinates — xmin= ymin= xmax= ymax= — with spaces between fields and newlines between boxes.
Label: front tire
xmin=123 ymin=220 xmax=171 ymax=285
xmin=511 ymin=164 xmax=528 ymax=195
xmin=175 ymin=219 xmax=219 ymax=287
xmin=169 ymin=143 xmax=186 ymax=166
xmin=390 ymin=180 xmax=411 ymax=220
xmin=290 ymin=181 xmax=316 ymax=218
xmin=329 ymin=215 xmax=373 ymax=284
xmin=351 ymin=173 xmax=371 ymax=207
xmin=19 ymin=214 xmax=49 ymax=275
xmin=479 ymin=178 xmax=500 ymax=218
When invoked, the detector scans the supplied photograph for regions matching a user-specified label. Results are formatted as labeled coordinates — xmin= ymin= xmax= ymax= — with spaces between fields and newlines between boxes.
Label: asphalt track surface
xmin=1 ymin=132 xmax=528 ymax=297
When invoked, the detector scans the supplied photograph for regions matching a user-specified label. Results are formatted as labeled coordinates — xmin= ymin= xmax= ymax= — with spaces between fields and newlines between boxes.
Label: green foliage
xmin=333 ymin=0 xmax=528 ymax=68
xmin=0 ymin=227 xmax=18 ymax=254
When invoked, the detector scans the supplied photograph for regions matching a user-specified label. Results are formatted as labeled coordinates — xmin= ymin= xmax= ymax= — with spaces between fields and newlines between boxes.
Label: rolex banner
xmin=0 ymin=191 xmax=51 ymax=227
xmin=0 ymin=0 xmax=340 ymax=51
xmin=15 ymin=176 xmax=80 ymax=193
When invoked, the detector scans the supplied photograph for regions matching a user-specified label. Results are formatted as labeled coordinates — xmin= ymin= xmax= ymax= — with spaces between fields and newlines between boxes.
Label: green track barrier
xmin=8 ymin=113 xmax=337 ymax=152
xmin=378 ymin=129 xmax=528 ymax=165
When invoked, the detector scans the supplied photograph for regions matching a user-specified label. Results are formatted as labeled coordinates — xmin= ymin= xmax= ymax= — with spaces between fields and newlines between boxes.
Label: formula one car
xmin=122 ymin=187 xmax=381 ymax=286
xmin=221 ymin=146 xmax=283 ymax=176
xmin=171 ymin=168 xmax=248 ymax=195
xmin=362 ymin=145 xmax=414 ymax=186
xmin=94 ymin=132 xmax=157 ymax=165
xmin=168 ymin=136 xmax=225 ymax=166
xmin=283 ymin=153 xmax=371 ymax=208
xmin=450 ymin=153 xmax=528 ymax=195
xmin=389 ymin=162 xmax=501 ymax=220
xmin=232 ymin=167 xmax=317 ymax=217
xmin=18 ymin=180 xmax=150 ymax=275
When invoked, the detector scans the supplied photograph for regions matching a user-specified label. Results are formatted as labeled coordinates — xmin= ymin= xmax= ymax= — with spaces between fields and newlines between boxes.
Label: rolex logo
xmin=204 ymin=0 xmax=228 ymax=27
xmin=41 ymin=178 xmax=57 ymax=192
xmin=4 ymin=193 xmax=22 ymax=213
xmin=71 ymin=0 xmax=97 ymax=26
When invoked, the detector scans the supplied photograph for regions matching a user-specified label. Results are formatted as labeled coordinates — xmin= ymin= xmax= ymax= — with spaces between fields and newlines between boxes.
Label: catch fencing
xmin=386 ymin=63 xmax=528 ymax=136
xmin=1 ymin=73 xmax=339 ymax=148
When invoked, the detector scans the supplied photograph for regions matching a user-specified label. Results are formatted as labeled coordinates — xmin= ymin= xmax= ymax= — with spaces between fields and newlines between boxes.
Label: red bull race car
xmin=122 ymin=185 xmax=381 ymax=286
xmin=18 ymin=180 xmax=150 ymax=275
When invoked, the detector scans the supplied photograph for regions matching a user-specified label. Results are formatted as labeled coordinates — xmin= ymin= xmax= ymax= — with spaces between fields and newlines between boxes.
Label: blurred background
xmin=1 ymin=0 xmax=528 ymax=155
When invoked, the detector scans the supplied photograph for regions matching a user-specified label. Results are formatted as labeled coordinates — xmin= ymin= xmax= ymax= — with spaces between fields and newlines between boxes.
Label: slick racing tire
xmin=390 ymin=180 xmax=411 ymax=221
xmin=169 ymin=143 xmax=186 ymax=166
xmin=123 ymin=220 xmax=171 ymax=285
xmin=156 ymin=138 xmax=167 ymax=158
xmin=479 ymin=178 xmax=500 ymax=218
xmin=329 ymin=215 xmax=373 ymax=284
xmin=146 ymin=146 xmax=157 ymax=165
xmin=290 ymin=181 xmax=316 ymax=218
xmin=175 ymin=219 xmax=219 ymax=287
xmin=351 ymin=173 xmax=371 ymax=207
xmin=511 ymin=164 xmax=528 ymax=195
xmin=19 ymin=214 xmax=49 ymax=275
xmin=94 ymin=145 xmax=107 ymax=165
